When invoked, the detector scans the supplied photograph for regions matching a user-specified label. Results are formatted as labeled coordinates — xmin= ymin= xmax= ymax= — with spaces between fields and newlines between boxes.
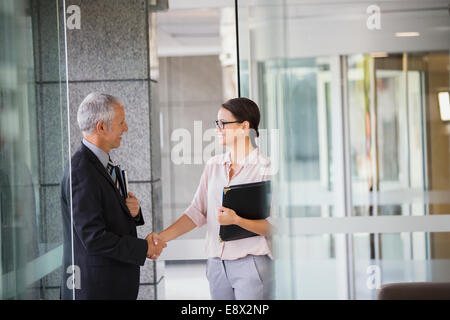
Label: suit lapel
xmin=80 ymin=144 xmax=131 ymax=216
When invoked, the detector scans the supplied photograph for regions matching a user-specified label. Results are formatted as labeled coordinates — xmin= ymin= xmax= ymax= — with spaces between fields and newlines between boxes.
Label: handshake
xmin=145 ymin=232 xmax=167 ymax=260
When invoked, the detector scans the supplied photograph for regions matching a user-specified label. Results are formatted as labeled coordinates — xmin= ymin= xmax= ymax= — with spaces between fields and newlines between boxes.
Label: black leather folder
xmin=114 ymin=166 xmax=128 ymax=199
xmin=219 ymin=180 xmax=271 ymax=242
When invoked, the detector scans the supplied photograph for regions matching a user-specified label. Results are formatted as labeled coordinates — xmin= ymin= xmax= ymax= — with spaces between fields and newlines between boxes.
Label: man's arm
xmin=71 ymin=170 xmax=148 ymax=266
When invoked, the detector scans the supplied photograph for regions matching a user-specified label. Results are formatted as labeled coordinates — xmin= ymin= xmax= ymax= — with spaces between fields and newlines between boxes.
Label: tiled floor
xmin=164 ymin=260 xmax=211 ymax=300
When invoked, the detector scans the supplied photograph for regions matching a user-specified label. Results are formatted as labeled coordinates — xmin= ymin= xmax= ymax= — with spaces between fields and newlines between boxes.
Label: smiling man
xmin=60 ymin=92 xmax=166 ymax=300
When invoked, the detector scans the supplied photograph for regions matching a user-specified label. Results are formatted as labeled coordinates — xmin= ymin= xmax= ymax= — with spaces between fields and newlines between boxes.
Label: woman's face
xmin=216 ymin=107 xmax=248 ymax=147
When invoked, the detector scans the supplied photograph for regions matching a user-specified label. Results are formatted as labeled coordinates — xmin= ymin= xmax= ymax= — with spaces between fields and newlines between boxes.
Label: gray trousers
xmin=206 ymin=254 xmax=274 ymax=300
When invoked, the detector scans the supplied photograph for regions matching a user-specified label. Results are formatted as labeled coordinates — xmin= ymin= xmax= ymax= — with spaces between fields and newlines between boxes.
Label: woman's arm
xmin=236 ymin=217 xmax=272 ymax=237
xmin=158 ymin=213 xmax=197 ymax=242
xmin=217 ymin=206 xmax=272 ymax=237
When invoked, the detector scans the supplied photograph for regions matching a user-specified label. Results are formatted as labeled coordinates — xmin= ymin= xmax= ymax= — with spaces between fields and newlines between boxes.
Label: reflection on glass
xmin=348 ymin=53 xmax=428 ymax=217
xmin=353 ymin=232 xmax=450 ymax=299
xmin=157 ymin=3 xmax=238 ymax=244
xmin=237 ymin=0 xmax=450 ymax=300
xmin=260 ymin=58 xmax=334 ymax=214
xmin=1 ymin=0 xmax=69 ymax=299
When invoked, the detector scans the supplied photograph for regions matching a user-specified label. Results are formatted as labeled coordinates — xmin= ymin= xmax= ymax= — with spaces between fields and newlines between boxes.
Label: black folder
xmin=114 ymin=166 xmax=128 ymax=199
xmin=219 ymin=180 xmax=271 ymax=242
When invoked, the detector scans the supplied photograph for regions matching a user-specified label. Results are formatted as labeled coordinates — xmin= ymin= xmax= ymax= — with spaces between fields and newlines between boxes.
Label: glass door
xmin=236 ymin=0 xmax=450 ymax=299
xmin=0 ymin=0 xmax=71 ymax=299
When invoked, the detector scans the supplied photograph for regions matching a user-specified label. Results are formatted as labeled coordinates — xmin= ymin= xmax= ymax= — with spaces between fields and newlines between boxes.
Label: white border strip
xmin=158 ymin=215 xmax=450 ymax=260
xmin=279 ymin=189 xmax=450 ymax=206
xmin=62 ymin=0 xmax=75 ymax=300
xmin=277 ymin=215 xmax=450 ymax=235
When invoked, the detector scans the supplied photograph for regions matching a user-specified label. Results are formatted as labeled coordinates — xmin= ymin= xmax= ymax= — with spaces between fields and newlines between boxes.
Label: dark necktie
xmin=106 ymin=158 xmax=121 ymax=195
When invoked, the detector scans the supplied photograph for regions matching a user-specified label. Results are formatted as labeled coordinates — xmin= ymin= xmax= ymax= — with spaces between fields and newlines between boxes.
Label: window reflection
xmin=1 ymin=0 xmax=69 ymax=299
xmin=238 ymin=0 xmax=450 ymax=300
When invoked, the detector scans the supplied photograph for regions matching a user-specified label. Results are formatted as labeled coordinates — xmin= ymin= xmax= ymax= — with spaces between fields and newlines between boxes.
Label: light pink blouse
xmin=184 ymin=148 xmax=273 ymax=260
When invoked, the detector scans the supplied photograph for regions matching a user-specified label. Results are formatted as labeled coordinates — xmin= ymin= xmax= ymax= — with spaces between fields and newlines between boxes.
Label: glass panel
xmin=353 ymin=232 xmax=450 ymax=299
xmin=288 ymin=233 xmax=343 ymax=299
xmin=157 ymin=1 xmax=237 ymax=243
xmin=259 ymin=57 xmax=335 ymax=215
xmin=237 ymin=0 xmax=450 ymax=300
xmin=156 ymin=1 xmax=237 ymax=299
xmin=347 ymin=52 xmax=448 ymax=218
xmin=0 ymin=0 xmax=69 ymax=299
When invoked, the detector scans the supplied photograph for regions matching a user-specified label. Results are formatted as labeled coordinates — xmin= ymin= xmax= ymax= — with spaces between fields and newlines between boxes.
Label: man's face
xmin=104 ymin=104 xmax=128 ymax=150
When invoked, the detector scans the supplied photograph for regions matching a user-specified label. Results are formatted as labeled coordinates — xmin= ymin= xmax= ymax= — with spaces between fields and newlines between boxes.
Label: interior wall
xmin=158 ymin=55 xmax=224 ymax=240
xmin=427 ymin=53 xmax=450 ymax=259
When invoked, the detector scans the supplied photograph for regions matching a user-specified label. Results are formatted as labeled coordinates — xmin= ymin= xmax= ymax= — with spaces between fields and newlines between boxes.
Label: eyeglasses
xmin=215 ymin=120 xmax=244 ymax=129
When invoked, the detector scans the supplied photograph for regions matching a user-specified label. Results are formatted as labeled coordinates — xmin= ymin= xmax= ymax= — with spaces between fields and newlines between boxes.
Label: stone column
xmin=65 ymin=0 xmax=164 ymax=300
xmin=33 ymin=0 xmax=165 ymax=299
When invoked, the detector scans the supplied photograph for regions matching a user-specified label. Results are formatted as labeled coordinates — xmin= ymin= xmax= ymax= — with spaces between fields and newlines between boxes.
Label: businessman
xmin=60 ymin=92 xmax=166 ymax=300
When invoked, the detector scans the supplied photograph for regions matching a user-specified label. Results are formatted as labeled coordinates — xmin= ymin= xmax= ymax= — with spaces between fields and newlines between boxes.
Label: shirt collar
xmin=82 ymin=138 xmax=110 ymax=168
xmin=223 ymin=147 xmax=260 ymax=166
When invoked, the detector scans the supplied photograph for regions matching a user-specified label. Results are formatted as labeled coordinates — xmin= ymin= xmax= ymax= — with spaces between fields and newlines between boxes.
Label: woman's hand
xmin=217 ymin=206 xmax=240 ymax=225
xmin=217 ymin=207 xmax=272 ymax=236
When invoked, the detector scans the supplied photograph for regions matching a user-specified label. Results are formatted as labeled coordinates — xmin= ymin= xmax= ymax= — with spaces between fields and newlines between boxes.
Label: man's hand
xmin=146 ymin=232 xmax=167 ymax=260
xmin=126 ymin=192 xmax=140 ymax=218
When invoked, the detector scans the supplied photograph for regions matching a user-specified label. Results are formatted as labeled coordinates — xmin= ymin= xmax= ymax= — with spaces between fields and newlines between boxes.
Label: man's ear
xmin=96 ymin=120 xmax=105 ymax=134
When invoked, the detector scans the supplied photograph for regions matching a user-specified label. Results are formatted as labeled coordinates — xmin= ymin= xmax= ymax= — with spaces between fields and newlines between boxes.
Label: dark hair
xmin=221 ymin=97 xmax=260 ymax=147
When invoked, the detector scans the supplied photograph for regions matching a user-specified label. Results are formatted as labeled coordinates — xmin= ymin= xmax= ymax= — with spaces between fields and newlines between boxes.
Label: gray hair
xmin=77 ymin=92 xmax=123 ymax=135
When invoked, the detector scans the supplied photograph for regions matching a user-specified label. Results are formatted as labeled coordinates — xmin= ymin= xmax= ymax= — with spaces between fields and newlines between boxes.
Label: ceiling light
xmin=395 ymin=32 xmax=420 ymax=37
xmin=371 ymin=52 xmax=389 ymax=58
xmin=438 ymin=91 xmax=450 ymax=121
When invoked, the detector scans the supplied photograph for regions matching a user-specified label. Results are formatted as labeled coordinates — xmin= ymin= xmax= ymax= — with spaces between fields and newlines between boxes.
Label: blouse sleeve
xmin=184 ymin=164 xmax=209 ymax=227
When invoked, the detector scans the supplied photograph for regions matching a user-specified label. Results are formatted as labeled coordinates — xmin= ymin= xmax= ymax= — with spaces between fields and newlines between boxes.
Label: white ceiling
xmin=156 ymin=0 xmax=450 ymax=58
xmin=156 ymin=1 xmax=235 ymax=57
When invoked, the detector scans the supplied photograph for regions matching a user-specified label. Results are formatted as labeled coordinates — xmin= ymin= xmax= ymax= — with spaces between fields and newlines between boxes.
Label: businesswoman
xmin=158 ymin=97 xmax=273 ymax=300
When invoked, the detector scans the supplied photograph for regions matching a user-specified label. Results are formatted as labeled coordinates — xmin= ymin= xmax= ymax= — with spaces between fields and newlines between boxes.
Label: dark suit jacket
xmin=60 ymin=143 xmax=148 ymax=300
